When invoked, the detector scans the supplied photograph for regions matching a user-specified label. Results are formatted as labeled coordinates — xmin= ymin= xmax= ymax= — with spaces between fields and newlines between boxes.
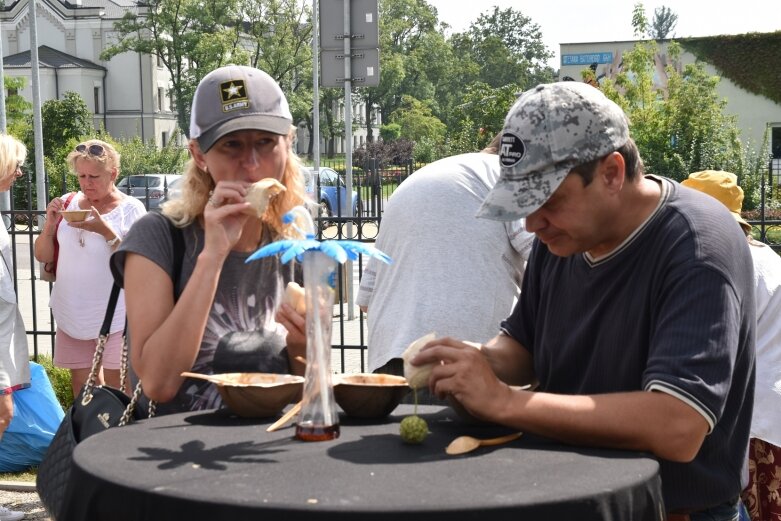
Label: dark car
xmin=117 ymin=174 xmax=182 ymax=210
xmin=301 ymin=167 xmax=360 ymax=220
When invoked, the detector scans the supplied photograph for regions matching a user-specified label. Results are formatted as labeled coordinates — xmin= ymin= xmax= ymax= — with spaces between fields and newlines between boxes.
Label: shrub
xmin=34 ymin=354 xmax=73 ymax=411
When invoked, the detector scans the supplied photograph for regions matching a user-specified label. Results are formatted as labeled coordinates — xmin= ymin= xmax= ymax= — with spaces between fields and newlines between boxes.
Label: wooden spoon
xmin=445 ymin=432 xmax=523 ymax=455
xmin=266 ymin=400 xmax=303 ymax=432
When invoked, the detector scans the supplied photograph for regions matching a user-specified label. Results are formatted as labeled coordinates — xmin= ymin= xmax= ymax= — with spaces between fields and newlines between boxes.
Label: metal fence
xmin=6 ymin=158 xmax=780 ymax=371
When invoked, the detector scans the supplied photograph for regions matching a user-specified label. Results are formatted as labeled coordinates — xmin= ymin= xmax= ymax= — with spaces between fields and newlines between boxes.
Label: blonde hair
xmin=0 ymin=134 xmax=27 ymax=185
xmin=66 ymin=139 xmax=121 ymax=176
xmin=162 ymin=132 xmax=306 ymax=239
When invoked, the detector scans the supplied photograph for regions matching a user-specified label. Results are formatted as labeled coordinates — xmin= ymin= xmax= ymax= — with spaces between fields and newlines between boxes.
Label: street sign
xmin=320 ymin=48 xmax=380 ymax=87
xmin=319 ymin=0 xmax=379 ymax=50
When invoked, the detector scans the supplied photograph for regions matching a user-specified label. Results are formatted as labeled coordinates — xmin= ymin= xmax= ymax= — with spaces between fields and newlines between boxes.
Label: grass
xmin=0 ymin=469 xmax=36 ymax=482
xmin=33 ymin=355 xmax=73 ymax=411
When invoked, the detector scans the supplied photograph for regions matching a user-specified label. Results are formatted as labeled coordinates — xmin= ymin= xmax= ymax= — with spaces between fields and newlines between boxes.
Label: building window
xmin=157 ymin=87 xmax=165 ymax=112
xmin=772 ymin=126 xmax=781 ymax=160
xmin=7 ymin=88 xmax=17 ymax=97
xmin=162 ymin=131 xmax=169 ymax=148
xmin=157 ymin=51 xmax=164 ymax=67
xmin=93 ymin=87 xmax=101 ymax=114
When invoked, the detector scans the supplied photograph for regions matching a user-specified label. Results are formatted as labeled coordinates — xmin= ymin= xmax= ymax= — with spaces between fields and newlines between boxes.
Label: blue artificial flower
xmin=246 ymin=208 xmax=392 ymax=266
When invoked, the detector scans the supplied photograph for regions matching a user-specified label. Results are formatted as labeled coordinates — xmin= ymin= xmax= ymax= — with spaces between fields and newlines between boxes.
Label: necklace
xmin=79 ymin=230 xmax=85 ymax=247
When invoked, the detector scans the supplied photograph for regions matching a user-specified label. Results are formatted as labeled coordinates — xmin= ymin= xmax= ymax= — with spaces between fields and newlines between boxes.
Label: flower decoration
xmin=246 ymin=206 xmax=392 ymax=266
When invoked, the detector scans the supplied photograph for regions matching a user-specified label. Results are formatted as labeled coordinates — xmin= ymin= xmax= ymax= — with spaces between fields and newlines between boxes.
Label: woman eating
xmin=34 ymin=139 xmax=146 ymax=397
xmin=111 ymin=65 xmax=308 ymax=414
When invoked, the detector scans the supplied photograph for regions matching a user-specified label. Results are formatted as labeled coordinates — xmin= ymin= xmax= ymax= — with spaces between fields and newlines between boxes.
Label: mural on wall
xmin=562 ymin=47 xmax=682 ymax=97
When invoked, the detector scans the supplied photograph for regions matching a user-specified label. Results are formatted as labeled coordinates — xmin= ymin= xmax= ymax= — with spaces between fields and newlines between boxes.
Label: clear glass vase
xmin=295 ymin=251 xmax=340 ymax=441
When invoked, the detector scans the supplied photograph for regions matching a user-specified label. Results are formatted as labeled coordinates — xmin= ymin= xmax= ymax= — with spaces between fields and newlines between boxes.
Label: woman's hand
xmin=68 ymin=207 xmax=118 ymax=241
xmin=277 ymin=302 xmax=306 ymax=375
xmin=202 ymin=181 xmax=253 ymax=259
xmin=44 ymin=197 xmax=64 ymax=222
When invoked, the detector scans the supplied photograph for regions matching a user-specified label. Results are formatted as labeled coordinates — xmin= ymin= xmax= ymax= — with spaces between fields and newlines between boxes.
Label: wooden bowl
xmin=334 ymin=373 xmax=409 ymax=419
xmin=60 ymin=209 xmax=91 ymax=222
xmin=214 ymin=373 xmax=304 ymax=418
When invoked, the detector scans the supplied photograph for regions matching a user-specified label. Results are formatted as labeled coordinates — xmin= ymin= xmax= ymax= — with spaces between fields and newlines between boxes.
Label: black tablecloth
xmin=63 ymin=405 xmax=663 ymax=521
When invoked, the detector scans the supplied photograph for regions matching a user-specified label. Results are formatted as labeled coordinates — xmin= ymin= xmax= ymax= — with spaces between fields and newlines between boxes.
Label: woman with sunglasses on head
xmin=34 ymin=139 xmax=146 ymax=398
xmin=110 ymin=65 xmax=308 ymax=414
xmin=0 ymin=133 xmax=28 ymax=521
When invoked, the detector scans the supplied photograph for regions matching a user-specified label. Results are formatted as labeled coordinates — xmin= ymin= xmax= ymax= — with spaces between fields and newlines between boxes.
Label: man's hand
xmin=412 ymin=337 xmax=513 ymax=422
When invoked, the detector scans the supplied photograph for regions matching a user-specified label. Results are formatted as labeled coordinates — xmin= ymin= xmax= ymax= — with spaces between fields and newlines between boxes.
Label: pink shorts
xmin=53 ymin=328 xmax=124 ymax=370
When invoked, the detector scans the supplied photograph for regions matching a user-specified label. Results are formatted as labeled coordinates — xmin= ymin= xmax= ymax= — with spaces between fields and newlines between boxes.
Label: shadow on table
xmin=129 ymin=437 xmax=295 ymax=470
xmin=130 ymin=410 xmax=300 ymax=470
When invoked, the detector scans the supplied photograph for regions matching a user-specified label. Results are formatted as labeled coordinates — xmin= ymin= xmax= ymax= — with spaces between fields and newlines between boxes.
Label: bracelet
xmin=106 ymin=236 xmax=120 ymax=247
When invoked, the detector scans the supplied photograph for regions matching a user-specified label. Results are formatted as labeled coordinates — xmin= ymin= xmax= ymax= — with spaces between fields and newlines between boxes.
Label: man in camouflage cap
xmin=413 ymin=82 xmax=755 ymax=518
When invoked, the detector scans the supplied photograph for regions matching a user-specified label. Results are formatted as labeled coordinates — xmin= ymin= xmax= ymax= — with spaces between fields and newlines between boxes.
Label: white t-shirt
xmin=357 ymin=153 xmax=534 ymax=372
xmin=50 ymin=192 xmax=146 ymax=339
xmin=747 ymin=239 xmax=781 ymax=447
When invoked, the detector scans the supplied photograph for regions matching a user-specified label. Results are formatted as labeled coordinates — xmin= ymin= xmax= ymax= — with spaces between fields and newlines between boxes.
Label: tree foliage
xmin=650 ymin=6 xmax=677 ymax=40
xmin=599 ymin=6 xmax=767 ymax=210
xmin=2 ymin=76 xmax=31 ymax=139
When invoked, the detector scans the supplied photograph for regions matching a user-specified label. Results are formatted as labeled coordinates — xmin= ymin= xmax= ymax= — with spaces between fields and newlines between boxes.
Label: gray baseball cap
xmin=477 ymin=82 xmax=630 ymax=221
xmin=190 ymin=65 xmax=293 ymax=152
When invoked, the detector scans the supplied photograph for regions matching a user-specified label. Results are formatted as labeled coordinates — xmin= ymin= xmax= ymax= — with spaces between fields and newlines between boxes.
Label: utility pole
xmin=29 ymin=0 xmax=48 ymax=230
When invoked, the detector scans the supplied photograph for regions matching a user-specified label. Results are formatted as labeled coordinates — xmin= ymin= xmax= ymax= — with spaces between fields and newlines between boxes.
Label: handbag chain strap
xmin=83 ymin=215 xmax=183 ymax=418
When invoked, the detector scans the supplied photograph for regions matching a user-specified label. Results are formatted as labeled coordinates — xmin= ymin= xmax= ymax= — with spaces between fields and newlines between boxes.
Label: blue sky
xmin=425 ymin=0 xmax=780 ymax=69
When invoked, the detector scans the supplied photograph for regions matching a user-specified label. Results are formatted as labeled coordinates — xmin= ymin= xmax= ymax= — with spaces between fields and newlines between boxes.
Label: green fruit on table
xmin=400 ymin=415 xmax=429 ymax=444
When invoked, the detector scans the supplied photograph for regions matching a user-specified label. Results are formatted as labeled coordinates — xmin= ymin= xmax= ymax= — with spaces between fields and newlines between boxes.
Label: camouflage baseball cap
xmin=190 ymin=65 xmax=293 ymax=152
xmin=477 ymin=82 xmax=630 ymax=221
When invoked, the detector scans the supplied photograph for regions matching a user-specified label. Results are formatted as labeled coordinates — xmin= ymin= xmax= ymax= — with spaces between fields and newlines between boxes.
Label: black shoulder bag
xmin=36 ymin=219 xmax=185 ymax=520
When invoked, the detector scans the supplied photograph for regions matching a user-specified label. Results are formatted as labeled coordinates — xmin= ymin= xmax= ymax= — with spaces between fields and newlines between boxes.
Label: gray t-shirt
xmin=357 ymin=153 xmax=533 ymax=371
xmin=111 ymin=212 xmax=301 ymax=414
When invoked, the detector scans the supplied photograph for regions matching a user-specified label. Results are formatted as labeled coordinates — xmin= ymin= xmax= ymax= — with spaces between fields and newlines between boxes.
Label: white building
xmin=559 ymin=37 xmax=781 ymax=159
xmin=2 ymin=0 xmax=380 ymax=155
xmin=1 ymin=0 xmax=177 ymax=148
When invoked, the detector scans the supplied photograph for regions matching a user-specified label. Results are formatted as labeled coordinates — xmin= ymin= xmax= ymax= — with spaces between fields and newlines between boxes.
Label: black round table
xmin=62 ymin=405 xmax=663 ymax=521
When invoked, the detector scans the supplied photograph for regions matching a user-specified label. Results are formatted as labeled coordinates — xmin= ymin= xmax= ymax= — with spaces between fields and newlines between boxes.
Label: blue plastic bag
xmin=0 ymin=362 xmax=65 ymax=471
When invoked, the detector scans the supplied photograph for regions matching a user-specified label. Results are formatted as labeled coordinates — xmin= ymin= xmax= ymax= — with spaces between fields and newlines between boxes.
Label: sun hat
xmin=681 ymin=170 xmax=751 ymax=233
xmin=477 ymin=82 xmax=631 ymax=221
xmin=189 ymin=65 xmax=293 ymax=152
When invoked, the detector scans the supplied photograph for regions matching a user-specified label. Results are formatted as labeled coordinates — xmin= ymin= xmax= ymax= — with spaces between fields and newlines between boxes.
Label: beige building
xmin=559 ymin=38 xmax=781 ymax=160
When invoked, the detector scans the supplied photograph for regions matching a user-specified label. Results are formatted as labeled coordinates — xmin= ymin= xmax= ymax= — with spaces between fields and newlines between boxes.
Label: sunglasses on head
xmin=75 ymin=143 xmax=106 ymax=157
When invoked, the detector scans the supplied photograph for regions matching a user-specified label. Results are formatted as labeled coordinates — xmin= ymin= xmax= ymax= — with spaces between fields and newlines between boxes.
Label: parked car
xmin=117 ymin=174 xmax=182 ymax=210
xmin=300 ymin=167 xmax=360 ymax=221
xmin=160 ymin=176 xmax=184 ymax=205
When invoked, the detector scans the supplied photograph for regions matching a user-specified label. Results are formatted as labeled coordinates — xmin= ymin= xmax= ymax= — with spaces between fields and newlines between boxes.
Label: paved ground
xmin=0 ymin=482 xmax=49 ymax=520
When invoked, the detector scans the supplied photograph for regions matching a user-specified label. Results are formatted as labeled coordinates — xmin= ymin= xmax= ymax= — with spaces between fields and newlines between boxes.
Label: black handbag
xmin=36 ymin=284 xmax=151 ymax=520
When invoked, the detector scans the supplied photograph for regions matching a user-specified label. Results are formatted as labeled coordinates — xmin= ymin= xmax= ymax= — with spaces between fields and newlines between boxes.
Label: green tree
xmin=237 ymin=0 xmax=313 ymax=138
xmin=115 ymin=132 xmax=189 ymax=178
xmin=650 ymin=6 xmax=677 ymax=40
xmin=23 ymin=92 xmax=94 ymax=199
xmin=101 ymin=0 xmax=250 ymax=136
xmin=599 ymin=5 xmax=764 ymax=209
xmin=388 ymin=95 xmax=446 ymax=144
xmin=355 ymin=0 xmax=441 ymax=142
xmin=455 ymin=7 xmax=555 ymax=90
xmin=2 ymin=76 xmax=31 ymax=138
xmin=447 ymin=82 xmax=519 ymax=155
